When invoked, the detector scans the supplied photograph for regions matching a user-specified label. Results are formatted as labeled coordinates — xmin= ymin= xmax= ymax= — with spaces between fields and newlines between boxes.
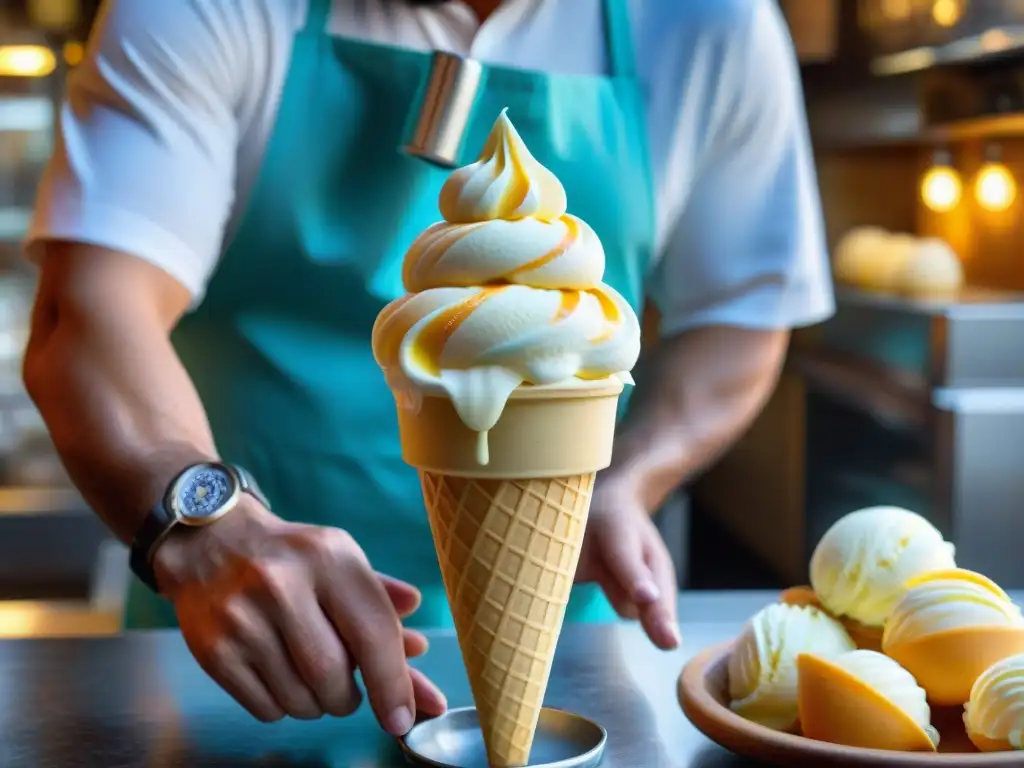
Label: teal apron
xmin=125 ymin=0 xmax=655 ymax=629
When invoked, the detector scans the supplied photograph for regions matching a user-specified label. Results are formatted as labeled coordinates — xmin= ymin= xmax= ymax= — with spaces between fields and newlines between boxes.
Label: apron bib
xmin=125 ymin=0 xmax=655 ymax=629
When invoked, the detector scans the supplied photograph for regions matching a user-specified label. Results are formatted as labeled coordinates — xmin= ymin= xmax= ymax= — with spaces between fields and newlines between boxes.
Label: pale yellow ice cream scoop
xmin=728 ymin=602 xmax=855 ymax=731
xmin=809 ymin=506 xmax=956 ymax=629
xmin=832 ymin=227 xmax=889 ymax=286
xmin=964 ymin=652 xmax=1024 ymax=752
xmin=883 ymin=568 xmax=1024 ymax=705
xmin=897 ymin=237 xmax=963 ymax=298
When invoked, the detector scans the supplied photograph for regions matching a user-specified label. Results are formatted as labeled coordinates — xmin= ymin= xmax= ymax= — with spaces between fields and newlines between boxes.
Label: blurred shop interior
xmin=0 ymin=0 xmax=1022 ymax=637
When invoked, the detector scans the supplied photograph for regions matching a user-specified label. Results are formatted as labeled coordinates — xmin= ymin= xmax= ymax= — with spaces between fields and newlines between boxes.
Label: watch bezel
xmin=167 ymin=461 xmax=242 ymax=527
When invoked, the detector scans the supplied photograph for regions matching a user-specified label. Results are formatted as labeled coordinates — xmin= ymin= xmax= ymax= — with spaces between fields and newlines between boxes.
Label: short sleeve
xmin=649 ymin=0 xmax=834 ymax=337
xmin=25 ymin=0 xmax=252 ymax=302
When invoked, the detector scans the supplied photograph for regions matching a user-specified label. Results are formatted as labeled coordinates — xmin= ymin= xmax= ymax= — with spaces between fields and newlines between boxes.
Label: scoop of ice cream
xmin=728 ymin=603 xmax=855 ymax=731
xmin=964 ymin=652 xmax=1024 ymax=751
xmin=862 ymin=233 xmax=916 ymax=292
xmin=828 ymin=650 xmax=939 ymax=745
xmin=883 ymin=569 xmax=1024 ymax=649
xmin=897 ymin=237 xmax=963 ymax=297
xmin=809 ymin=506 xmax=956 ymax=628
xmin=372 ymin=109 xmax=642 ymax=438
xmin=832 ymin=227 xmax=889 ymax=286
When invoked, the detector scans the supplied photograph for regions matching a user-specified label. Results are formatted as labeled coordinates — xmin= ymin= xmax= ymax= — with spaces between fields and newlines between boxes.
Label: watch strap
xmin=129 ymin=499 xmax=175 ymax=594
xmin=234 ymin=464 xmax=270 ymax=510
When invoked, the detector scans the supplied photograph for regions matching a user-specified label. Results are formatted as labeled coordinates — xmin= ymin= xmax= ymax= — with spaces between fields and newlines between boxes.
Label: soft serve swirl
xmin=372 ymin=110 xmax=641 ymax=461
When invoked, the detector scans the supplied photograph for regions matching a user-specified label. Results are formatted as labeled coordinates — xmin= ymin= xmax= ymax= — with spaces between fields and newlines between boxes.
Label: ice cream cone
xmin=404 ymin=381 xmax=622 ymax=767
xmin=372 ymin=110 xmax=641 ymax=766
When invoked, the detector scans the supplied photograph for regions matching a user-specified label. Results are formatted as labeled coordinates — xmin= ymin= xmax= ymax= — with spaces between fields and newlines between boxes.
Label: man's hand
xmin=152 ymin=499 xmax=447 ymax=733
xmin=575 ymin=478 xmax=681 ymax=651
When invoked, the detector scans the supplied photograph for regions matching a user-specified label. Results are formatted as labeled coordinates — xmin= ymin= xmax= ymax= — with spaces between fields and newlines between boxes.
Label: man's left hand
xmin=575 ymin=478 xmax=682 ymax=650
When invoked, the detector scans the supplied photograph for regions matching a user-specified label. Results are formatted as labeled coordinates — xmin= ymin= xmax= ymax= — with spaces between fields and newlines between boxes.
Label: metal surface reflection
xmin=0 ymin=593 xmax=790 ymax=767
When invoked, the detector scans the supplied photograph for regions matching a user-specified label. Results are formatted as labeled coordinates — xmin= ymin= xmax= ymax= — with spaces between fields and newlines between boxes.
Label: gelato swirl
xmin=372 ymin=110 xmax=641 ymax=462
xmin=883 ymin=569 xmax=1024 ymax=649
xmin=964 ymin=652 xmax=1024 ymax=751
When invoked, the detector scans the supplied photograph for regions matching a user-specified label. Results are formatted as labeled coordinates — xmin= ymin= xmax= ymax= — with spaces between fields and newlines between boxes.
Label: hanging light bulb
xmin=931 ymin=0 xmax=965 ymax=28
xmin=920 ymin=149 xmax=962 ymax=213
xmin=975 ymin=144 xmax=1017 ymax=212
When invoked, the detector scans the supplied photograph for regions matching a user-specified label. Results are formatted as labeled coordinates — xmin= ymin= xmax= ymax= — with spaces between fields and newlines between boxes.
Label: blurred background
xmin=0 ymin=0 xmax=1021 ymax=637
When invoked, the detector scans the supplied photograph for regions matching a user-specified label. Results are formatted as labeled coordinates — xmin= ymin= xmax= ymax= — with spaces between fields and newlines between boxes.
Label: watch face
xmin=177 ymin=465 xmax=236 ymax=521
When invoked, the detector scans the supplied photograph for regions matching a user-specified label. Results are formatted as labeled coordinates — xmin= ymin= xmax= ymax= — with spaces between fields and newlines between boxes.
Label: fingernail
xmin=389 ymin=706 xmax=414 ymax=735
xmin=668 ymin=621 xmax=682 ymax=646
xmin=633 ymin=579 xmax=660 ymax=604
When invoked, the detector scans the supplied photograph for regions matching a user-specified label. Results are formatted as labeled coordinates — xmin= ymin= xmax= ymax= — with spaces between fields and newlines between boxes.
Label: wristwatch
xmin=129 ymin=462 xmax=270 ymax=594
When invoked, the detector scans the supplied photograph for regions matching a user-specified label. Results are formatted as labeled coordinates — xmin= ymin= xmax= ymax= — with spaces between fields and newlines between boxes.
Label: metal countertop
xmin=0 ymin=591 xmax=807 ymax=767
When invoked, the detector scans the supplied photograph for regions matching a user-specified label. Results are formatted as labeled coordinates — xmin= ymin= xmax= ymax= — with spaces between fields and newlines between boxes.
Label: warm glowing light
xmin=0 ymin=45 xmax=57 ymax=78
xmin=921 ymin=165 xmax=963 ymax=212
xmin=932 ymin=0 xmax=964 ymax=27
xmin=63 ymin=41 xmax=84 ymax=67
xmin=975 ymin=163 xmax=1017 ymax=212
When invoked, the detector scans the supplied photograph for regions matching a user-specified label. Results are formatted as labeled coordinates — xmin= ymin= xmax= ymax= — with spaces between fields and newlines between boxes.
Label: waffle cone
xmin=396 ymin=380 xmax=622 ymax=766
xmin=421 ymin=471 xmax=594 ymax=767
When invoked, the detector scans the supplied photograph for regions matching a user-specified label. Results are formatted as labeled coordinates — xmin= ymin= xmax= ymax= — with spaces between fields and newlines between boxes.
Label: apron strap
xmin=603 ymin=0 xmax=637 ymax=79
xmin=302 ymin=0 xmax=332 ymax=35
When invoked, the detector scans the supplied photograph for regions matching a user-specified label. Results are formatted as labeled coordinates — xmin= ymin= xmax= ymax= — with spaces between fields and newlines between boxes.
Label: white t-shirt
xmin=27 ymin=0 xmax=834 ymax=336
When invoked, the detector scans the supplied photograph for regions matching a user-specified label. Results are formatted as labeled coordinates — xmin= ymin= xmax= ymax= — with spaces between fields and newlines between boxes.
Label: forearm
xmin=607 ymin=325 xmax=789 ymax=513
xmin=23 ymin=256 xmax=216 ymax=543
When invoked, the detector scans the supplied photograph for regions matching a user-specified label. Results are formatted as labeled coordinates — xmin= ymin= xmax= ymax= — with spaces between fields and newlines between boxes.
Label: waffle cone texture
xmin=421 ymin=471 xmax=595 ymax=767
xmin=396 ymin=382 xmax=622 ymax=766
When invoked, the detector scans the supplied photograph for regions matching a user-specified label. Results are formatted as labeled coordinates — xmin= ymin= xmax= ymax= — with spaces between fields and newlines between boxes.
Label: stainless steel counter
xmin=0 ymin=591 xmax=779 ymax=768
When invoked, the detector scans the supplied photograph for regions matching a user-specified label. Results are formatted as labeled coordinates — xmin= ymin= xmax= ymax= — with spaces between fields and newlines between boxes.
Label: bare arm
xmin=23 ymin=243 xmax=213 ymax=543
xmin=605 ymin=325 xmax=788 ymax=512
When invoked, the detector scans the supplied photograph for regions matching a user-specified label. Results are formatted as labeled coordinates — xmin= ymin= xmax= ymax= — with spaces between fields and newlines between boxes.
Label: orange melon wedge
xmin=796 ymin=653 xmax=936 ymax=752
xmin=885 ymin=625 xmax=1024 ymax=706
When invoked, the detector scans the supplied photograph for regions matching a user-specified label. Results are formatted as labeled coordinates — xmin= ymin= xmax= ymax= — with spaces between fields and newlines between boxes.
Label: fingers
xmin=266 ymin=586 xmax=362 ymax=717
xmin=188 ymin=636 xmax=285 ymax=723
xmin=377 ymin=572 xmax=423 ymax=619
xmin=597 ymin=517 xmax=680 ymax=650
xmin=637 ymin=536 xmax=681 ymax=651
xmin=598 ymin=573 xmax=640 ymax=621
xmin=226 ymin=600 xmax=323 ymax=720
xmin=597 ymin=521 xmax=661 ymax=609
xmin=410 ymin=666 xmax=447 ymax=718
xmin=403 ymin=628 xmax=429 ymax=658
xmin=315 ymin=533 xmax=416 ymax=736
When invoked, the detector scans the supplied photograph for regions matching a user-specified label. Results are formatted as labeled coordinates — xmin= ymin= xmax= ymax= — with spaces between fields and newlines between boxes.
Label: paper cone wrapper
xmin=399 ymin=379 xmax=622 ymax=766
xmin=397 ymin=378 xmax=623 ymax=478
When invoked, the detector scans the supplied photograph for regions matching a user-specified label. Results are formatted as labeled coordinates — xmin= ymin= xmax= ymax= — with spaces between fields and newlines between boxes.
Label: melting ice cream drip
xmin=371 ymin=110 xmax=642 ymax=465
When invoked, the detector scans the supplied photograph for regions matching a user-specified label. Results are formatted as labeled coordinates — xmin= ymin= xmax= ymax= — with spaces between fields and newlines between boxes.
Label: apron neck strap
xmin=302 ymin=0 xmax=332 ymax=35
xmin=603 ymin=0 xmax=636 ymax=78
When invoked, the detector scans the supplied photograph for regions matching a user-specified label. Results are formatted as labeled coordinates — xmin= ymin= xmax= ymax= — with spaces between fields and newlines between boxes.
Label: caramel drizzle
xmin=480 ymin=125 xmax=530 ymax=218
xmin=373 ymin=293 xmax=417 ymax=366
xmin=408 ymin=287 xmax=509 ymax=376
xmin=587 ymin=285 xmax=622 ymax=342
xmin=503 ymin=215 xmax=577 ymax=280
xmin=403 ymin=222 xmax=485 ymax=288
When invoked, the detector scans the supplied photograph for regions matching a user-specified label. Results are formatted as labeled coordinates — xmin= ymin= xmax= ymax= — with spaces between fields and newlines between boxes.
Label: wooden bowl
xmin=678 ymin=642 xmax=1023 ymax=766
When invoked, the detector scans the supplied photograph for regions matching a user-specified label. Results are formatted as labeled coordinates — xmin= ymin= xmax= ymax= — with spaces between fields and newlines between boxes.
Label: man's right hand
xmin=151 ymin=498 xmax=447 ymax=734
